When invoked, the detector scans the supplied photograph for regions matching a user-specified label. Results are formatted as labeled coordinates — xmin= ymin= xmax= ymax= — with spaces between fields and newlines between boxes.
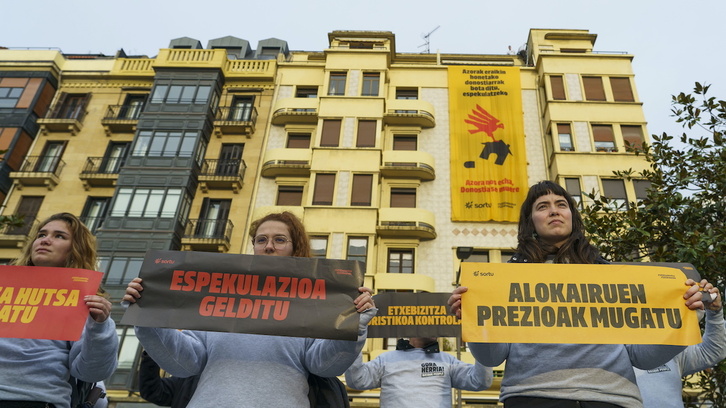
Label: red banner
xmin=0 ymin=265 xmax=102 ymax=341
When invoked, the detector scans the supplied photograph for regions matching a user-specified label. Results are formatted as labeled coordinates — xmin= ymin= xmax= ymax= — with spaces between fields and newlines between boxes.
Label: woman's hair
xmin=248 ymin=211 xmax=311 ymax=258
xmin=516 ymin=180 xmax=600 ymax=263
xmin=14 ymin=212 xmax=97 ymax=270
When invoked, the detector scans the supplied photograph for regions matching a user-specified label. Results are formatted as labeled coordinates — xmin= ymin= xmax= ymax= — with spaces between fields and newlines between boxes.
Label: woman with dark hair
xmin=124 ymin=211 xmax=376 ymax=407
xmin=448 ymin=181 xmax=709 ymax=408
xmin=0 ymin=212 xmax=118 ymax=408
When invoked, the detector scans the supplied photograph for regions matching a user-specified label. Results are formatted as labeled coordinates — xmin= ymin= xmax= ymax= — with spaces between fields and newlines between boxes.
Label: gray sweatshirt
xmin=0 ymin=317 xmax=118 ymax=408
xmin=345 ymin=348 xmax=493 ymax=408
xmin=635 ymin=309 xmax=726 ymax=408
xmin=135 ymin=308 xmax=376 ymax=408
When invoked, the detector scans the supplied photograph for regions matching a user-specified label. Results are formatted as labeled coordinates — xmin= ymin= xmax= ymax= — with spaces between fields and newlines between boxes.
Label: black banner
xmin=367 ymin=292 xmax=460 ymax=338
xmin=121 ymin=250 xmax=364 ymax=340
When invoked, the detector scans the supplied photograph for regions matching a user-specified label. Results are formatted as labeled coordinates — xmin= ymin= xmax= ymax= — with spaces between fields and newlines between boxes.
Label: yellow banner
xmin=448 ymin=66 xmax=528 ymax=222
xmin=460 ymin=263 xmax=701 ymax=345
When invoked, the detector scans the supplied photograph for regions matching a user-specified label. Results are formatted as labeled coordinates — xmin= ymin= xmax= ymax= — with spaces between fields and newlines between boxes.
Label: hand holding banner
xmin=460 ymin=263 xmax=701 ymax=345
xmin=0 ymin=265 xmax=102 ymax=341
xmin=121 ymin=250 xmax=364 ymax=340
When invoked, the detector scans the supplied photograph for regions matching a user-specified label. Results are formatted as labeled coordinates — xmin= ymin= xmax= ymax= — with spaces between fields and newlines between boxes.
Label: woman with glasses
xmin=124 ymin=211 xmax=376 ymax=407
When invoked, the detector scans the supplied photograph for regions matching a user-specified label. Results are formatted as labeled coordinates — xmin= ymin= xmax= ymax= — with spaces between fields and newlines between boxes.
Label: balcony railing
xmin=270 ymin=98 xmax=319 ymax=125
xmin=79 ymin=156 xmax=123 ymax=189
xmin=10 ymin=156 xmax=65 ymax=190
xmin=0 ymin=216 xmax=37 ymax=247
xmin=260 ymin=148 xmax=312 ymax=178
xmin=213 ymin=106 xmax=257 ymax=136
xmin=37 ymin=102 xmax=87 ymax=135
xmin=376 ymin=208 xmax=437 ymax=240
xmin=182 ymin=218 xmax=234 ymax=252
xmin=101 ymin=104 xmax=144 ymax=134
xmin=198 ymin=159 xmax=246 ymax=193
xmin=383 ymin=99 xmax=436 ymax=128
xmin=380 ymin=150 xmax=436 ymax=181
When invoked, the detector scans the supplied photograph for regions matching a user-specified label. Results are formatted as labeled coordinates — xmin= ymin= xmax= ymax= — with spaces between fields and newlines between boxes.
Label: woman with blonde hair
xmin=0 ymin=212 xmax=118 ymax=408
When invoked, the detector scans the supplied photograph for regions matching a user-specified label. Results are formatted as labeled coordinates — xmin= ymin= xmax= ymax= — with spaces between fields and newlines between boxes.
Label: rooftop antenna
xmin=418 ymin=25 xmax=440 ymax=54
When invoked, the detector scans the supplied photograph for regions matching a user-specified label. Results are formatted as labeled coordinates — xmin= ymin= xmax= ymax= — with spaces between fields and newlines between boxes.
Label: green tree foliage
xmin=582 ymin=83 xmax=726 ymax=406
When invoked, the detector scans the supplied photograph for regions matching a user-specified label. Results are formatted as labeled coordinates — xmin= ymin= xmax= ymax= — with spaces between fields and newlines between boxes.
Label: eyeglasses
xmin=253 ymin=235 xmax=292 ymax=248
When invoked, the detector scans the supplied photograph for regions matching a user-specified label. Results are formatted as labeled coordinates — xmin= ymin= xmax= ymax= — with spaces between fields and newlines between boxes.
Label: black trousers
xmin=505 ymin=396 xmax=623 ymax=408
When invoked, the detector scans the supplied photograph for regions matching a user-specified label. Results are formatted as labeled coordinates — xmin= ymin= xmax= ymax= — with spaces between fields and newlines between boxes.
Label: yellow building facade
xmin=0 ymin=29 xmax=651 ymax=406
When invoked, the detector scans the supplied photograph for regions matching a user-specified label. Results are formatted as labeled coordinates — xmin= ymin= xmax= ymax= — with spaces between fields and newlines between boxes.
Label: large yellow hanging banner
xmin=448 ymin=66 xmax=528 ymax=222
xmin=460 ymin=263 xmax=701 ymax=345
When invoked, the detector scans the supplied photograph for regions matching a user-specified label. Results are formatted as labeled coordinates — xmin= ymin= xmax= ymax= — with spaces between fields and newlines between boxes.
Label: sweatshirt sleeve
xmin=69 ymin=316 xmax=119 ymax=382
xmin=678 ymin=309 xmax=726 ymax=376
xmin=304 ymin=307 xmax=377 ymax=377
xmin=466 ymin=342 xmax=510 ymax=367
xmin=448 ymin=357 xmax=493 ymax=391
xmin=344 ymin=353 xmax=384 ymax=390
xmin=626 ymin=343 xmax=686 ymax=370
xmin=135 ymin=326 xmax=208 ymax=378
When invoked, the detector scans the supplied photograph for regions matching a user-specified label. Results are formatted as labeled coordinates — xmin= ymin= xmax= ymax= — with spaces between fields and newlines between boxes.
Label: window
xmin=592 ymin=125 xmax=617 ymax=152
xmin=621 ymin=125 xmax=644 ymax=150
xmin=550 ymin=75 xmax=566 ymax=100
xmin=395 ymin=88 xmax=418 ymax=100
xmin=276 ymin=185 xmax=303 ymax=206
xmin=582 ymin=76 xmax=606 ymax=101
xmin=633 ymin=180 xmax=651 ymax=203
xmin=35 ymin=141 xmax=65 ymax=173
xmin=347 ymin=237 xmax=368 ymax=264
xmin=99 ymin=256 xmax=143 ymax=285
xmin=464 ymin=250 xmax=489 ymax=263
xmin=196 ymin=199 xmax=231 ymax=238
xmin=111 ymin=326 xmax=141 ymax=388
xmin=356 ymin=120 xmax=376 ymax=147
xmin=328 ymin=72 xmax=346 ymax=96
xmin=216 ymin=144 xmax=244 ymax=176
xmin=310 ymin=236 xmax=328 ymax=258
xmin=557 ymin=124 xmax=574 ymax=151
xmin=296 ymin=86 xmax=318 ymax=98
xmin=361 ymin=72 xmax=380 ymax=96
xmin=111 ymin=188 xmax=184 ymax=218
xmin=320 ymin=119 xmax=341 ymax=147
xmin=9 ymin=196 xmax=43 ymax=235
xmin=0 ymin=87 xmax=23 ymax=108
xmin=119 ymin=94 xmax=146 ymax=119
xmin=150 ymin=84 xmax=212 ymax=104
xmin=393 ymin=135 xmax=417 ymax=151
xmin=81 ymin=197 xmax=111 ymax=233
xmin=602 ymin=179 xmax=628 ymax=210
xmin=610 ymin=77 xmax=634 ymax=102
xmin=565 ymin=178 xmax=583 ymax=208
xmin=287 ymin=133 xmax=311 ymax=148
xmin=132 ymin=130 xmax=198 ymax=157
xmin=351 ymin=174 xmax=373 ymax=206
xmin=390 ymin=188 xmax=416 ymax=208
xmin=388 ymin=249 xmax=414 ymax=273
xmin=312 ymin=174 xmax=335 ymax=205
xmin=228 ymin=96 xmax=254 ymax=121
xmin=100 ymin=142 xmax=130 ymax=173
xmin=51 ymin=93 xmax=90 ymax=120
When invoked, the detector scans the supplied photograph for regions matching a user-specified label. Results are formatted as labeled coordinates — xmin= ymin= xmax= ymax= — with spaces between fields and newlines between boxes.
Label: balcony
xmin=37 ymin=104 xmax=86 ymax=136
xmin=10 ymin=156 xmax=65 ymax=190
xmin=198 ymin=159 xmax=246 ymax=193
xmin=101 ymin=104 xmax=144 ymax=135
xmin=373 ymin=272 xmax=435 ymax=292
xmin=376 ymin=207 xmax=436 ymax=240
xmin=270 ymin=98 xmax=319 ymax=125
xmin=383 ymin=99 xmax=435 ymax=128
xmin=213 ymin=106 xmax=257 ymax=137
xmin=260 ymin=148 xmax=312 ymax=178
xmin=380 ymin=150 xmax=435 ymax=180
xmin=181 ymin=218 xmax=234 ymax=252
xmin=78 ymin=157 xmax=123 ymax=190
xmin=0 ymin=216 xmax=37 ymax=248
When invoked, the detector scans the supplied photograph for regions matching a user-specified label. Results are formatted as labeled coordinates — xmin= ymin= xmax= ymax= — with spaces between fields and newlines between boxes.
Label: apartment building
xmin=0 ymin=28 xmax=650 ymax=406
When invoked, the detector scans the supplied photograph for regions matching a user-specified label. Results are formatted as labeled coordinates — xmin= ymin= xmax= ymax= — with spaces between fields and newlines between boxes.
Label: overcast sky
xmin=3 ymin=0 xmax=724 ymax=142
